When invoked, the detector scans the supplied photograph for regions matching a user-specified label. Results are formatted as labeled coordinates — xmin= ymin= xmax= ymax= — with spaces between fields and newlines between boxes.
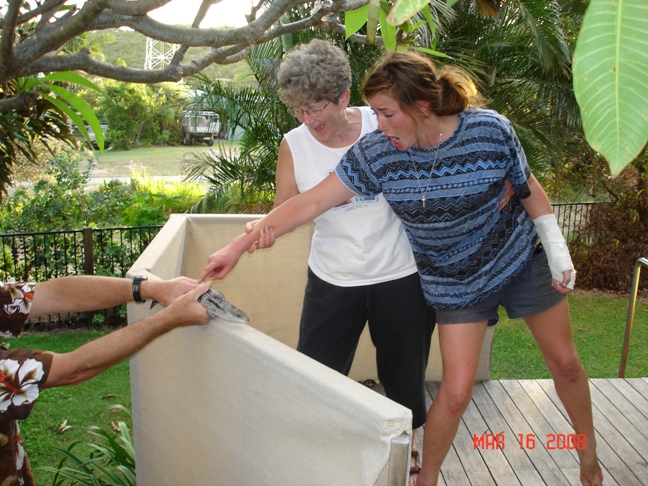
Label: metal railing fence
xmin=551 ymin=202 xmax=599 ymax=242
xmin=0 ymin=225 xmax=162 ymax=329
xmin=0 ymin=202 xmax=598 ymax=327
xmin=0 ymin=226 xmax=163 ymax=282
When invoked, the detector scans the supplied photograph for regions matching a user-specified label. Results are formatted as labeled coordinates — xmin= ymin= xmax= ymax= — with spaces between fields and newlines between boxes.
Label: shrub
xmin=0 ymin=148 xmax=204 ymax=233
xmin=0 ymin=148 xmax=92 ymax=232
xmin=96 ymin=81 xmax=185 ymax=149
xmin=570 ymin=160 xmax=648 ymax=292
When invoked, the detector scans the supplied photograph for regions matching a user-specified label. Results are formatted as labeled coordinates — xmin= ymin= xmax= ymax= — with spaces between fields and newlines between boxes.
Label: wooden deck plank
xmin=626 ymin=377 xmax=648 ymax=402
xmin=515 ymin=380 xmax=621 ymax=486
xmin=499 ymin=380 xmax=579 ymax=469
xmin=425 ymin=382 xmax=472 ymax=486
xmin=588 ymin=380 xmax=648 ymax=468
xmin=537 ymin=379 xmax=636 ymax=486
xmin=512 ymin=470 xmax=548 ymax=485
xmin=394 ymin=378 xmax=644 ymax=485
xmin=591 ymin=379 xmax=648 ymax=440
xmin=607 ymin=379 xmax=648 ymax=433
xmin=482 ymin=381 xmax=572 ymax=485
xmin=509 ymin=380 xmax=583 ymax=485
xmin=537 ymin=379 xmax=645 ymax=485
xmin=470 ymin=382 xmax=548 ymax=485
xmin=460 ymin=386 xmax=520 ymax=485
xmin=520 ymin=380 xmax=618 ymax=486
xmin=532 ymin=379 xmax=625 ymax=486
xmin=455 ymin=420 xmax=497 ymax=485
xmin=440 ymin=446 xmax=472 ymax=485
xmin=517 ymin=380 xmax=578 ymax=459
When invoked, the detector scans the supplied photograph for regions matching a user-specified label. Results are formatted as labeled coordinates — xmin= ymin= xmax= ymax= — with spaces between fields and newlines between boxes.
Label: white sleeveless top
xmin=284 ymin=106 xmax=417 ymax=286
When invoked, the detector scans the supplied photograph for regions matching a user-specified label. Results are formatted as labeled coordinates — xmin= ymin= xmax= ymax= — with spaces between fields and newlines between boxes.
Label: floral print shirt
xmin=0 ymin=282 xmax=52 ymax=486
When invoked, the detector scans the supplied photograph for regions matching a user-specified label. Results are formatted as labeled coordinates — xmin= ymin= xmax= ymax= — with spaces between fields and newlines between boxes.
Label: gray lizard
xmin=198 ymin=288 xmax=249 ymax=323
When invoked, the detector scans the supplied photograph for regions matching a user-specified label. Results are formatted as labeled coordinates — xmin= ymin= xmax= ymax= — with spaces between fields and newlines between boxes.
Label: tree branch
xmin=0 ymin=0 xmax=68 ymax=29
xmin=0 ymin=95 xmax=31 ymax=114
xmin=105 ymin=0 xmax=172 ymax=16
xmin=0 ymin=0 xmax=21 ymax=79
xmin=1 ymin=0 xmax=370 ymax=84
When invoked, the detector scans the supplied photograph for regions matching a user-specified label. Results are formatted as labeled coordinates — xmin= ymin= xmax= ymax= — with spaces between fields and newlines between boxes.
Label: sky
xmin=149 ymin=0 xmax=254 ymax=28
xmin=17 ymin=1 xmax=253 ymax=27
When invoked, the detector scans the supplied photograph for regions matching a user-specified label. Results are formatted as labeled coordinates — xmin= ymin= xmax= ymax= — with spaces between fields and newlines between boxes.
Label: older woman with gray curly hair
xmin=256 ymin=39 xmax=436 ymax=474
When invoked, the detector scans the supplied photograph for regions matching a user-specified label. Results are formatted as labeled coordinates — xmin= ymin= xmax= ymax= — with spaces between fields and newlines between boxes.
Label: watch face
xmin=133 ymin=276 xmax=148 ymax=302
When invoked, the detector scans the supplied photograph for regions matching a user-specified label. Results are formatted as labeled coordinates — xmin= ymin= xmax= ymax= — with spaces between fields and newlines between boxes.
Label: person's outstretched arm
xmin=199 ymin=173 xmax=355 ymax=281
xmin=29 ymin=275 xmax=201 ymax=318
xmin=44 ymin=281 xmax=211 ymax=388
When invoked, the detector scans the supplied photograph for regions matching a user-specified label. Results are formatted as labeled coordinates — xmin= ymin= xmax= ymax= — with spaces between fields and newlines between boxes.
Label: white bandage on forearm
xmin=533 ymin=214 xmax=576 ymax=289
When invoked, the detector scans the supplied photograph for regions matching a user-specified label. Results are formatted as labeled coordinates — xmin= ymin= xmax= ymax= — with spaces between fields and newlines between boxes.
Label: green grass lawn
xmin=90 ymin=142 xmax=237 ymax=178
xmin=6 ymin=292 xmax=647 ymax=484
xmin=492 ymin=290 xmax=648 ymax=379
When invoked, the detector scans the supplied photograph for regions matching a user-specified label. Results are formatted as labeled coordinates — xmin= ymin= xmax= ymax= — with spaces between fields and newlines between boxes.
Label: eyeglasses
xmin=288 ymin=101 xmax=331 ymax=119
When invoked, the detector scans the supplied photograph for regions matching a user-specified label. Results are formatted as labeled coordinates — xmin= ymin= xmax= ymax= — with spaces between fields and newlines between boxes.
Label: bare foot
xmin=581 ymin=467 xmax=603 ymax=486
xmin=412 ymin=467 xmax=437 ymax=486
xmin=579 ymin=450 xmax=603 ymax=486
xmin=408 ymin=472 xmax=419 ymax=486
xmin=409 ymin=449 xmax=421 ymax=486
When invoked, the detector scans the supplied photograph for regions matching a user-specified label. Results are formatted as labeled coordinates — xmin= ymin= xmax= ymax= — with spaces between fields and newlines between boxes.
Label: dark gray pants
xmin=297 ymin=269 xmax=435 ymax=428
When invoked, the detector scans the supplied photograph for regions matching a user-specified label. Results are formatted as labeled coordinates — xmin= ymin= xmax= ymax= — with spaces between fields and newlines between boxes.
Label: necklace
xmin=410 ymin=126 xmax=443 ymax=208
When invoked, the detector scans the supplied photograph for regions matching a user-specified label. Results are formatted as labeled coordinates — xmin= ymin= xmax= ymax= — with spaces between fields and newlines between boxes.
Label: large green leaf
xmin=41 ymin=93 xmax=90 ymax=142
xmin=345 ymin=1 xmax=434 ymax=52
xmin=572 ymin=0 xmax=648 ymax=175
xmin=42 ymin=71 xmax=107 ymax=97
xmin=15 ymin=72 xmax=108 ymax=150
xmin=345 ymin=4 xmax=370 ymax=39
xmin=387 ymin=0 xmax=430 ymax=25
xmin=46 ymin=83 xmax=105 ymax=150
xmin=379 ymin=5 xmax=398 ymax=52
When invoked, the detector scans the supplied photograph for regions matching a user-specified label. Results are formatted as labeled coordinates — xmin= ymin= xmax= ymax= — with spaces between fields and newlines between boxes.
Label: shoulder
xmin=283 ymin=122 xmax=309 ymax=141
xmin=352 ymin=106 xmax=378 ymax=130
xmin=356 ymin=106 xmax=374 ymax=117
xmin=463 ymin=108 xmax=513 ymax=129
xmin=460 ymin=108 xmax=515 ymax=139
xmin=0 ymin=348 xmax=53 ymax=421
xmin=0 ymin=282 xmax=35 ymax=338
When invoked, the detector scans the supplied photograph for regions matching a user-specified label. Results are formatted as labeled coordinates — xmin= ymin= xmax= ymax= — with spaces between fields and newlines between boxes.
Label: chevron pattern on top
xmin=336 ymin=109 xmax=538 ymax=310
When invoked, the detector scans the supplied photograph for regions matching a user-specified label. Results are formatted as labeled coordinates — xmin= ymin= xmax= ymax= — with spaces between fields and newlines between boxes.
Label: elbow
xmin=46 ymin=353 xmax=99 ymax=388
xmin=45 ymin=368 xmax=90 ymax=388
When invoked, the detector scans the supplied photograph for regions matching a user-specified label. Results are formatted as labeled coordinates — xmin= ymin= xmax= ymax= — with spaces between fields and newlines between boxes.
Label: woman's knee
xmin=438 ymin=382 xmax=474 ymax=416
xmin=547 ymin=353 xmax=584 ymax=382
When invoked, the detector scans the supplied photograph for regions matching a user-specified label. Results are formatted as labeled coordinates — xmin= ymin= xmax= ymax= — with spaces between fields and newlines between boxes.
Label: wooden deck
xmin=407 ymin=378 xmax=648 ymax=485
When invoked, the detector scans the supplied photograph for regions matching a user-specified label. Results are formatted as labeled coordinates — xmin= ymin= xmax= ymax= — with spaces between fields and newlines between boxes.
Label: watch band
xmin=132 ymin=275 xmax=148 ymax=303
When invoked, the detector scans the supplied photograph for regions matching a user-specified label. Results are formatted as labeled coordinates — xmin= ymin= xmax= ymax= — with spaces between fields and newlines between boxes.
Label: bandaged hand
xmin=533 ymin=214 xmax=576 ymax=290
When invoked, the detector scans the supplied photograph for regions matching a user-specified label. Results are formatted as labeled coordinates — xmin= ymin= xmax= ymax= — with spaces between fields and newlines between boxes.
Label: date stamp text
xmin=473 ymin=433 xmax=587 ymax=450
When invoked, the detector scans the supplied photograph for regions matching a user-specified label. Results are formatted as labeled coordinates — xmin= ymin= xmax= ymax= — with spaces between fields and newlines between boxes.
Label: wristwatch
xmin=132 ymin=275 xmax=148 ymax=303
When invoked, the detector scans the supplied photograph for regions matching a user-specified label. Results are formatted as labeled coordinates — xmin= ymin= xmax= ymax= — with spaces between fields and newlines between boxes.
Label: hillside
xmin=90 ymin=28 xmax=255 ymax=85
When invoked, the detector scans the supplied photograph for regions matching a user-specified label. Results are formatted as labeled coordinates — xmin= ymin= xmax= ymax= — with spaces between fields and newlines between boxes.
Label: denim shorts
xmin=435 ymin=246 xmax=565 ymax=326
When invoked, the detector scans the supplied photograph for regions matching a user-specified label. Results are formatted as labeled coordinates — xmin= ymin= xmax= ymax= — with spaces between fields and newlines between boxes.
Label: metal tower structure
xmin=144 ymin=37 xmax=179 ymax=70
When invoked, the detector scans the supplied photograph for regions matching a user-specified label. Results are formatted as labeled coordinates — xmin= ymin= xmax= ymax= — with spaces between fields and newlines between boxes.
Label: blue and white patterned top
xmin=336 ymin=108 xmax=537 ymax=310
